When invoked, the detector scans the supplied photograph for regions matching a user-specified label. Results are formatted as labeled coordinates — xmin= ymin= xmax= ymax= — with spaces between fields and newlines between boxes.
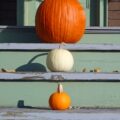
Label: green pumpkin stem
xmin=57 ymin=83 xmax=63 ymax=93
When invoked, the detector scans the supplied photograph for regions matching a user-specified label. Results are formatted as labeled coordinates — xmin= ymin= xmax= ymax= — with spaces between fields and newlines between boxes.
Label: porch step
xmin=0 ymin=72 xmax=120 ymax=108
xmin=0 ymin=26 xmax=120 ymax=44
xmin=0 ymin=72 xmax=120 ymax=82
xmin=0 ymin=26 xmax=120 ymax=108
xmin=0 ymin=43 xmax=120 ymax=51
xmin=0 ymin=108 xmax=120 ymax=120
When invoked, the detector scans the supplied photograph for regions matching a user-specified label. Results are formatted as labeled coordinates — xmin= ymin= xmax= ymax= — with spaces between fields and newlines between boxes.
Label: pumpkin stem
xmin=59 ymin=42 xmax=67 ymax=49
xmin=57 ymin=83 xmax=63 ymax=93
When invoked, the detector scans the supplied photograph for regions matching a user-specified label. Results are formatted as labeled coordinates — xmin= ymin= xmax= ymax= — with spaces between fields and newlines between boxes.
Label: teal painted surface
xmin=81 ymin=34 xmax=120 ymax=44
xmin=24 ymin=0 xmax=43 ymax=26
xmin=17 ymin=0 xmax=42 ymax=26
xmin=100 ymin=0 xmax=104 ymax=26
xmin=0 ymin=27 xmax=39 ymax=43
xmin=17 ymin=0 xmax=24 ymax=26
xmin=0 ymin=82 xmax=120 ymax=108
xmin=0 ymin=52 xmax=47 ymax=72
xmin=79 ymin=0 xmax=90 ymax=26
xmin=0 ymin=27 xmax=120 ymax=43
xmin=99 ymin=0 xmax=107 ymax=26
xmin=68 ymin=82 xmax=120 ymax=107
xmin=0 ymin=51 xmax=119 ymax=72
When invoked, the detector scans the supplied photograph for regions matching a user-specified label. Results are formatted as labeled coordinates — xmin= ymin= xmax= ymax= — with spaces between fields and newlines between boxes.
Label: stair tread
xmin=0 ymin=43 xmax=120 ymax=51
xmin=0 ymin=72 xmax=120 ymax=81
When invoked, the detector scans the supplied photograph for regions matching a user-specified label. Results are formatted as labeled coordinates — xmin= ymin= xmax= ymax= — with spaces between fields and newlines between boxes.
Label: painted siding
xmin=0 ymin=82 xmax=120 ymax=107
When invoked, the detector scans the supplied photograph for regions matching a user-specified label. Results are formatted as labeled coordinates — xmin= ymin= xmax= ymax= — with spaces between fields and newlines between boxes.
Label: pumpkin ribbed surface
xmin=35 ymin=0 xmax=86 ymax=43
xmin=49 ymin=92 xmax=71 ymax=110
xmin=49 ymin=83 xmax=71 ymax=110
xmin=46 ymin=48 xmax=74 ymax=72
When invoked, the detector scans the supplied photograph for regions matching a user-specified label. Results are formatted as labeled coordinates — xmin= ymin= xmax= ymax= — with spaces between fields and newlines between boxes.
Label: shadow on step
xmin=17 ymin=100 xmax=50 ymax=110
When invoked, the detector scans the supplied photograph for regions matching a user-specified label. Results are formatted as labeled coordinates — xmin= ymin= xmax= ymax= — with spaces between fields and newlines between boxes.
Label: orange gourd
xmin=35 ymin=0 xmax=86 ymax=43
xmin=49 ymin=83 xmax=71 ymax=110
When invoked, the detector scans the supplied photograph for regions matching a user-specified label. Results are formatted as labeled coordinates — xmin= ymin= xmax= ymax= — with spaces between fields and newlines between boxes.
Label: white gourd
xmin=46 ymin=48 xmax=74 ymax=72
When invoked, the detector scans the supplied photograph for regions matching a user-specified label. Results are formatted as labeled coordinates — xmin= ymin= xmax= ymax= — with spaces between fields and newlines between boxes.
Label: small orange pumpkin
xmin=35 ymin=0 xmax=86 ymax=43
xmin=49 ymin=83 xmax=71 ymax=110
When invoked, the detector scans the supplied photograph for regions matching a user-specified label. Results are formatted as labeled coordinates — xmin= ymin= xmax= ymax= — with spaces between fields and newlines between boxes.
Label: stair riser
xmin=0 ymin=82 xmax=120 ymax=108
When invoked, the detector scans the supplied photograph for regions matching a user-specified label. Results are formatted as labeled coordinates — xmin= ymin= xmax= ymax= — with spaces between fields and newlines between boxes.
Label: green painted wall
xmin=0 ymin=27 xmax=120 ymax=44
xmin=0 ymin=82 xmax=120 ymax=108
xmin=81 ymin=34 xmax=120 ymax=44
xmin=0 ymin=27 xmax=39 ymax=43
xmin=0 ymin=51 xmax=119 ymax=72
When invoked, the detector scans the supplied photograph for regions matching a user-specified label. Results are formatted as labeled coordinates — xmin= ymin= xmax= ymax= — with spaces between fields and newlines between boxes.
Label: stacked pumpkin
xmin=49 ymin=83 xmax=71 ymax=110
xmin=35 ymin=0 xmax=86 ymax=43
xmin=35 ymin=0 xmax=86 ymax=110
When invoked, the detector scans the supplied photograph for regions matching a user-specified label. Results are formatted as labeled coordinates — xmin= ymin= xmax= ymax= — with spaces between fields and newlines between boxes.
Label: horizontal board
xmin=109 ymin=0 xmax=120 ymax=1
xmin=109 ymin=2 xmax=120 ymax=10
xmin=0 ymin=43 xmax=120 ymax=51
xmin=0 ymin=27 xmax=120 ymax=43
xmin=0 ymin=109 xmax=120 ymax=119
xmin=86 ymin=27 xmax=120 ymax=34
xmin=108 ymin=11 xmax=120 ymax=19
xmin=0 ymin=82 xmax=120 ymax=107
xmin=0 ymin=72 xmax=120 ymax=82
xmin=109 ymin=20 xmax=120 ymax=26
xmin=0 ymin=26 xmax=120 ymax=34
xmin=0 ymin=51 xmax=119 ymax=72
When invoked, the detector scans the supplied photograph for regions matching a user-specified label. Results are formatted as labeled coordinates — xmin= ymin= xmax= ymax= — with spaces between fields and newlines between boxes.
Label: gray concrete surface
xmin=0 ymin=108 xmax=120 ymax=120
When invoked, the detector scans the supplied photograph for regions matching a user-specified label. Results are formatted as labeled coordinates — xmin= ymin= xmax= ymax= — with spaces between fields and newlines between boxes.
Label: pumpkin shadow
xmin=16 ymin=53 xmax=48 ymax=72
xmin=17 ymin=100 xmax=50 ymax=110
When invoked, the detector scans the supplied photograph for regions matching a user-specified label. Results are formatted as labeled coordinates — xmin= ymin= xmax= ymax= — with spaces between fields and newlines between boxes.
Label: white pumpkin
xmin=46 ymin=48 xmax=74 ymax=72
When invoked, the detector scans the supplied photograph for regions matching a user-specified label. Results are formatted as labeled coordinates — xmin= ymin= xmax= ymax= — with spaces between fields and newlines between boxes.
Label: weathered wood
xmin=109 ymin=2 xmax=120 ymax=10
xmin=86 ymin=27 xmax=120 ymax=34
xmin=108 ymin=0 xmax=120 ymax=26
xmin=109 ymin=11 xmax=120 ymax=19
xmin=0 ymin=72 xmax=120 ymax=82
xmin=0 ymin=108 xmax=120 ymax=120
xmin=0 ymin=43 xmax=120 ymax=51
xmin=109 ymin=20 xmax=120 ymax=26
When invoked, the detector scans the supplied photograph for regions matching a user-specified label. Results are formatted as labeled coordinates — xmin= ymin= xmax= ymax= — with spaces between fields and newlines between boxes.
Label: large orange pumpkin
xmin=35 ymin=0 xmax=86 ymax=43
xmin=49 ymin=83 xmax=71 ymax=110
